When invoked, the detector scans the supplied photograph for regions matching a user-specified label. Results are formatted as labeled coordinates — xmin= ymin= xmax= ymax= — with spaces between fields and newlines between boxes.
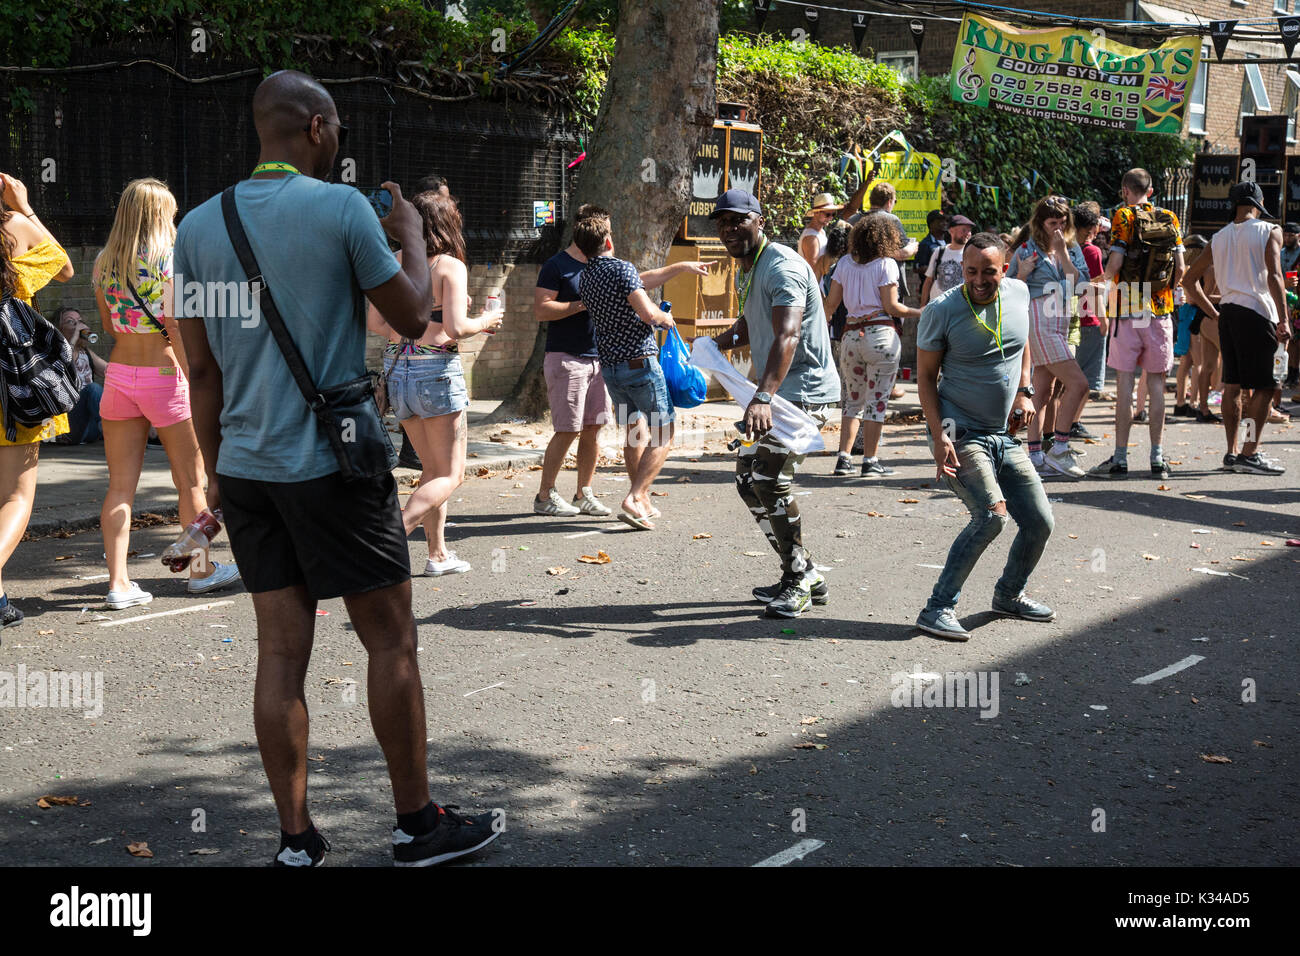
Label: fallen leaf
xmin=38 ymin=629 xmax=54 ymax=635
xmin=643 ymin=777 xmax=664 ymax=785
xmin=528 ymin=464 xmax=543 ymax=471
xmin=650 ymin=490 xmax=668 ymax=497
xmin=37 ymin=795 xmax=79 ymax=808
xmin=674 ymin=475 xmax=691 ymax=483
xmin=692 ymin=533 xmax=712 ymax=539
xmin=1157 ymin=484 xmax=1170 ymax=491
xmin=578 ymin=550 xmax=611 ymax=565
xmin=1260 ymin=541 xmax=1275 ymax=546
xmin=546 ymin=566 xmax=570 ymax=576
xmin=1253 ymin=740 xmax=1273 ymax=748
xmin=1200 ymin=754 xmax=1232 ymax=764
xmin=126 ymin=841 xmax=153 ymax=858
xmin=54 ymin=555 xmax=73 ymax=561
xmin=190 ymin=848 xmax=220 ymax=856
xmin=1233 ymin=521 xmax=1246 ymax=527
xmin=1067 ymin=534 xmax=1078 ymax=539
xmin=1141 ymin=553 xmax=1159 ymax=561
xmin=742 ymin=551 xmax=764 ymax=557
xmin=476 ymin=467 xmax=491 ymax=478
xmin=799 ymin=716 xmax=823 ymax=725
xmin=898 ymin=498 xmax=920 ymax=504
xmin=793 ymin=742 xmax=828 ymax=750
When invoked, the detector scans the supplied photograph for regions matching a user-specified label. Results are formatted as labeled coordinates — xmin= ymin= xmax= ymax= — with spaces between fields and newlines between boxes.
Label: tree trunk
xmin=489 ymin=0 xmax=719 ymax=423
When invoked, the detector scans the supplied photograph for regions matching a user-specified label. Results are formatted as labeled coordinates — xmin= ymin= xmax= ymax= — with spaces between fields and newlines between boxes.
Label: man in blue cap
xmin=703 ymin=189 xmax=841 ymax=619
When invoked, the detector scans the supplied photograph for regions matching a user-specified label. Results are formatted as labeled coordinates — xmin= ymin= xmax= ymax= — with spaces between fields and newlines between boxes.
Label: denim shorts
xmin=385 ymin=352 xmax=469 ymax=420
xmin=603 ymin=355 xmax=675 ymax=426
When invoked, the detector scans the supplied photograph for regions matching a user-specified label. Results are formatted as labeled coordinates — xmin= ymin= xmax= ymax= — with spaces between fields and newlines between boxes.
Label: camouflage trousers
xmin=735 ymin=405 xmax=831 ymax=576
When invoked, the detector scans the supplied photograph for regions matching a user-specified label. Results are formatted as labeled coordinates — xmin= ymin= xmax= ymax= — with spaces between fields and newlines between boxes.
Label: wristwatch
xmin=1017 ymin=385 xmax=1035 ymax=398
xmin=752 ymin=391 xmax=773 ymax=405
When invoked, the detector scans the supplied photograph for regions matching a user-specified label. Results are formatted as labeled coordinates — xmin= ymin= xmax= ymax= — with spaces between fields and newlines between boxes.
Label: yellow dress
xmin=2 ymin=238 xmax=71 ymax=445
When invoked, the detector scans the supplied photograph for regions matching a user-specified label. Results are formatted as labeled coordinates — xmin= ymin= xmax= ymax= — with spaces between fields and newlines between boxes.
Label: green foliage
xmin=718 ymin=33 xmax=906 ymax=92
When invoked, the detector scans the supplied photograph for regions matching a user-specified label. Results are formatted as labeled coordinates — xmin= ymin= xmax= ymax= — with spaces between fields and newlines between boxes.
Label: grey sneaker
xmin=1043 ymin=445 xmax=1085 ymax=479
xmin=992 ymin=591 xmax=1056 ymax=621
xmin=573 ymin=487 xmax=612 ymax=516
xmin=832 ymin=454 xmax=853 ymax=477
xmin=860 ymin=458 xmax=896 ymax=478
xmin=1232 ymin=453 xmax=1285 ymax=475
xmin=534 ymin=488 xmax=581 ymax=517
xmin=754 ymin=571 xmax=828 ymax=605
xmin=1086 ymin=455 xmax=1127 ymax=480
xmin=1221 ymin=453 xmax=1236 ymax=471
xmin=764 ymin=576 xmax=812 ymax=619
xmin=915 ymin=607 xmax=969 ymax=641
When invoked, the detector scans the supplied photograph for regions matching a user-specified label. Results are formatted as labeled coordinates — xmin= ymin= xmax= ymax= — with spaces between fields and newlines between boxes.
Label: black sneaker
xmin=397 ymin=435 xmax=422 ymax=470
xmin=0 ymin=601 xmax=22 ymax=630
xmin=393 ymin=804 xmax=501 ymax=867
xmin=764 ymin=577 xmax=812 ymax=619
xmin=1133 ymin=410 xmax=1148 ymax=424
xmin=1232 ymin=453 xmax=1285 ymax=476
xmin=1151 ymin=460 xmax=1173 ymax=480
xmin=1222 ymin=453 xmax=1236 ymax=471
xmin=272 ymin=826 xmax=330 ymax=867
xmin=860 ymin=458 xmax=896 ymax=478
xmin=1171 ymin=403 xmax=1193 ymax=418
xmin=832 ymin=453 xmax=853 ymax=477
xmin=753 ymin=572 xmax=828 ymax=605
xmin=1068 ymin=422 xmax=1097 ymax=440
xmin=1196 ymin=409 xmax=1222 ymax=424
xmin=1086 ymin=455 xmax=1127 ymax=479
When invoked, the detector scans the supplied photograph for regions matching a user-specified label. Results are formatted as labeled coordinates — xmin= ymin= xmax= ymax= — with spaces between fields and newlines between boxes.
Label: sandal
xmin=618 ymin=511 xmax=655 ymax=531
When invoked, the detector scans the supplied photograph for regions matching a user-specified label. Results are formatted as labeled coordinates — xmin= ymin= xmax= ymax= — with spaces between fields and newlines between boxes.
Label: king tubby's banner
xmin=950 ymin=13 xmax=1201 ymax=135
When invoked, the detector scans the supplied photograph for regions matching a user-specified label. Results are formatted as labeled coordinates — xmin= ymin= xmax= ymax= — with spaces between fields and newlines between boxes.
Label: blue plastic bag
xmin=660 ymin=327 xmax=709 ymax=408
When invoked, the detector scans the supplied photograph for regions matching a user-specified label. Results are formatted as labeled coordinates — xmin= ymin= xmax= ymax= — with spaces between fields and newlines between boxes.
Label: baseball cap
xmin=709 ymin=189 xmax=762 ymax=219
xmin=1228 ymin=180 xmax=1272 ymax=217
xmin=949 ymin=214 xmax=976 ymax=227
xmin=1285 ymin=221 xmax=1300 ymax=234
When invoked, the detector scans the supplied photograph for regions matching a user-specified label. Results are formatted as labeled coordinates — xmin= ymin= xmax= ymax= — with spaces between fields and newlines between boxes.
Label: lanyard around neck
xmin=737 ymin=238 xmax=768 ymax=315
xmin=962 ymin=285 xmax=1004 ymax=360
xmin=251 ymin=162 xmax=301 ymax=177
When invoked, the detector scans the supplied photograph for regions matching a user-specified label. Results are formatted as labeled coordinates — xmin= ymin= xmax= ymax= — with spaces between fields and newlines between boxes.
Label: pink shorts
xmin=1107 ymin=314 xmax=1174 ymax=374
xmin=101 ymin=362 xmax=192 ymax=427
xmin=544 ymin=352 xmax=609 ymax=432
xmin=1027 ymin=293 xmax=1073 ymax=367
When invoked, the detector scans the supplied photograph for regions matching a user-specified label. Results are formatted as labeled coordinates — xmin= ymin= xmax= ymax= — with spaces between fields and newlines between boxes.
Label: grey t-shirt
xmin=174 ymin=176 xmax=401 ymax=482
xmin=916 ymin=278 xmax=1030 ymax=434
xmin=739 ymin=240 xmax=840 ymax=406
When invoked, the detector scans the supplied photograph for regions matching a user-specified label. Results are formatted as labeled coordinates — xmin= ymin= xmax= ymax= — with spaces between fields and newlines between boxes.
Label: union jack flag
xmin=1146 ymin=76 xmax=1187 ymax=103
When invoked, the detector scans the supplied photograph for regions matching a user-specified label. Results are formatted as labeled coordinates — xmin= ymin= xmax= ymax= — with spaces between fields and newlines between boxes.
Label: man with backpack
xmin=1088 ymin=168 xmax=1184 ymax=480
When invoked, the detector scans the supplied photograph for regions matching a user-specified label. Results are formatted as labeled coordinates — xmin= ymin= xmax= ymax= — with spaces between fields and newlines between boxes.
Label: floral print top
xmin=101 ymin=251 xmax=171 ymax=334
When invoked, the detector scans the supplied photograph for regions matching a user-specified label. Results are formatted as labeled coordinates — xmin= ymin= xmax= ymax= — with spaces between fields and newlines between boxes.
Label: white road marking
xmin=464 ymin=682 xmax=505 ymax=697
xmin=916 ymin=563 xmax=944 ymax=569
xmin=76 ymin=573 xmax=110 ymax=582
xmin=753 ymin=838 xmax=825 ymax=867
xmin=1133 ymin=655 xmax=1205 ymax=685
xmin=564 ymin=530 xmax=601 ymax=539
xmin=98 ymin=600 xmax=236 ymax=627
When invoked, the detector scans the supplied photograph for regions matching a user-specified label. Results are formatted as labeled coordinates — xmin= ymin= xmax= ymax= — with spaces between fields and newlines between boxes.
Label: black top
xmin=537 ymin=250 xmax=598 ymax=358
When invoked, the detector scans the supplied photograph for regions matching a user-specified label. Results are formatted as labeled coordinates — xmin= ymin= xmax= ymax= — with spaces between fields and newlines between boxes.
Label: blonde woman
xmin=95 ymin=178 xmax=238 ymax=609
xmin=368 ymin=191 xmax=502 ymax=575
xmin=0 ymin=172 xmax=74 ymax=630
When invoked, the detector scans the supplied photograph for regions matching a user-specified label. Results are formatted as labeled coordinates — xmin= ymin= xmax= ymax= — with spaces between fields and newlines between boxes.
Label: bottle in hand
xmin=161 ymin=508 xmax=223 ymax=572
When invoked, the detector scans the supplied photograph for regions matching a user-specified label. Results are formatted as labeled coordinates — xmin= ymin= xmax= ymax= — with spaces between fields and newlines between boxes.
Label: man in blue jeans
xmin=915 ymin=233 xmax=1055 ymax=641
xmin=575 ymin=207 xmax=677 ymax=530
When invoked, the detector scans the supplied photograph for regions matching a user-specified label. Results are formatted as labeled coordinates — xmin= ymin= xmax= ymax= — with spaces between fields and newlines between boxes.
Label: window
xmin=877 ymin=51 xmax=918 ymax=81
xmin=1286 ymin=70 xmax=1300 ymax=143
xmin=1188 ymin=45 xmax=1208 ymax=135
xmin=1240 ymin=59 xmax=1271 ymax=134
xmin=1275 ymin=0 xmax=1287 ymax=12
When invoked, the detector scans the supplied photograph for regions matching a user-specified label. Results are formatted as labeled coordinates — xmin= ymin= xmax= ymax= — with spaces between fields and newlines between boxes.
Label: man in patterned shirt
xmin=575 ymin=208 xmax=677 ymax=531
xmin=1088 ymin=168 xmax=1185 ymax=480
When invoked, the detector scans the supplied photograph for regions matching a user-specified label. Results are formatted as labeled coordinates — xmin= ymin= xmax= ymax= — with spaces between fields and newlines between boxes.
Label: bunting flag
xmin=991 ymin=187 xmax=999 ymax=210
xmin=1280 ymin=16 xmax=1300 ymax=59
xmin=1021 ymin=178 xmax=1031 ymax=190
xmin=753 ymin=0 xmax=771 ymax=31
xmin=804 ymin=7 xmax=820 ymax=42
xmin=851 ymin=12 xmax=869 ymax=52
xmin=909 ymin=18 xmax=926 ymax=57
xmin=1031 ymin=169 xmax=1041 ymax=190
xmin=958 ymin=177 xmax=967 ymax=194
xmin=1209 ymin=20 xmax=1235 ymax=62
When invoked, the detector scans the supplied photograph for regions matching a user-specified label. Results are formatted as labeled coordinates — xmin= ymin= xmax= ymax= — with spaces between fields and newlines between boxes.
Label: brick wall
xmin=43 ymin=245 xmax=538 ymax=401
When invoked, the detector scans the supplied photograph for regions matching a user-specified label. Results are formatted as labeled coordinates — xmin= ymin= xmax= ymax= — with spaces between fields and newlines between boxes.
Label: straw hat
xmin=805 ymin=192 xmax=843 ymax=217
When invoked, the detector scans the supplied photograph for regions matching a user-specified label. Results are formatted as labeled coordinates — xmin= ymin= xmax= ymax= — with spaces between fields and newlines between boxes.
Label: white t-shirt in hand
xmin=926 ymin=244 xmax=965 ymax=298
xmin=831 ymin=255 xmax=898 ymax=318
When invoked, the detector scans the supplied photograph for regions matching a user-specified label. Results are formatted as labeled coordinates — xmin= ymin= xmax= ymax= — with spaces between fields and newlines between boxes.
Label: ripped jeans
xmin=924 ymin=430 xmax=1054 ymax=614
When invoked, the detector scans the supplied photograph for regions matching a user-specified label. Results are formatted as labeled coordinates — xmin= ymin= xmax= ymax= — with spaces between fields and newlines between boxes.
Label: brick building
xmin=765 ymin=0 xmax=1300 ymax=156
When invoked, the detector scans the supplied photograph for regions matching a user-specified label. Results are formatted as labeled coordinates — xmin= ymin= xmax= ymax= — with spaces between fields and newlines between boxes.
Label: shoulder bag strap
xmin=219 ymin=186 xmax=328 ymax=418
xmin=124 ymin=274 xmax=170 ymax=342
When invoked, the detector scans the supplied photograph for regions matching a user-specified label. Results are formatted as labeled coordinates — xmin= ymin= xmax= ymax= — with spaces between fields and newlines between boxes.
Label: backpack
xmin=0 ymin=292 xmax=79 ymax=441
xmin=1118 ymin=206 xmax=1179 ymax=292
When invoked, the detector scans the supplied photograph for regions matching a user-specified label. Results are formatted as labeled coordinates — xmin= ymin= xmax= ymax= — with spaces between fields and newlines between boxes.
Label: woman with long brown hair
xmin=822 ymin=213 xmax=920 ymax=477
xmin=0 ymin=172 xmax=74 ymax=630
xmin=368 ymin=191 xmax=502 ymax=575
xmin=94 ymin=178 xmax=239 ymax=609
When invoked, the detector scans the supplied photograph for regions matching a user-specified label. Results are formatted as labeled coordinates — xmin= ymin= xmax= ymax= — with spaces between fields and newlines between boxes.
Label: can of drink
xmin=86 ymin=333 xmax=99 ymax=344
xmin=899 ymin=366 xmax=912 ymax=381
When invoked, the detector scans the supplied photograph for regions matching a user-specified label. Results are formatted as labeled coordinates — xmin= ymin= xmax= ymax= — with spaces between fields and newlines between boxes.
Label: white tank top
xmin=799 ymin=226 xmax=827 ymax=261
xmin=1211 ymin=218 xmax=1279 ymax=324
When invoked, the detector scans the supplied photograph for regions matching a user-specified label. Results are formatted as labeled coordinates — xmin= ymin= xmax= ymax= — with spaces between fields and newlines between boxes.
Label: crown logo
xmin=1199 ymin=180 xmax=1232 ymax=199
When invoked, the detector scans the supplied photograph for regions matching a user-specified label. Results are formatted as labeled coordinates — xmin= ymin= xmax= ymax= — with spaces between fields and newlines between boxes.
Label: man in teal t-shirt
xmin=705 ymin=189 xmax=840 ymax=621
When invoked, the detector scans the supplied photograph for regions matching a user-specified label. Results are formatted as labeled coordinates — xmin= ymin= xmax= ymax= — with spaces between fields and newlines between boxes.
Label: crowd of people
xmin=0 ymin=69 xmax=1293 ymax=865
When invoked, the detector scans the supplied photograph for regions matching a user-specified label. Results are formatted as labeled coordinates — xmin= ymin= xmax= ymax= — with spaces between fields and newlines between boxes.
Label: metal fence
xmin=1 ymin=56 xmax=580 ymax=263
xmin=1155 ymin=165 xmax=1193 ymax=229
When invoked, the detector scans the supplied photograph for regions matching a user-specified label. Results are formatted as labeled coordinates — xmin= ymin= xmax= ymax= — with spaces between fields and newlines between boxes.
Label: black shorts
xmin=1218 ymin=303 xmax=1280 ymax=389
xmin=219 ymin=469 xmax=410 ymax=600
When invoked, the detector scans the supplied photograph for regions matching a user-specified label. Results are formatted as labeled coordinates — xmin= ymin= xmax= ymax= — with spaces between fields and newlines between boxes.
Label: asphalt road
xmin=2 ymin=411 xmax=1296 ymax=867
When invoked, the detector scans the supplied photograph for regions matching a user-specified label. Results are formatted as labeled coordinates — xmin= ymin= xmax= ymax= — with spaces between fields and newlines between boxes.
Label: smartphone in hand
xmin=360 ymin=185 xmax=394 ymax=219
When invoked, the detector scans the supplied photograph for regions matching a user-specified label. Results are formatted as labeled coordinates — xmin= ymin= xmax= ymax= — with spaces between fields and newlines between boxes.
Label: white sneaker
xmin=106 ymin=582 xmax=152 ymax=610
xmin=1043 ymin=445 xmax=1086 ymax=479
xmin=573 ymin=487 xmax=612 ymax=516
xmin=188 ymin=560 xmax=241 ymax=594
xmin=533 ymin=488 xmax=581 ymax=517
xmin=425 ymin=551 xmax=472 ymax=576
